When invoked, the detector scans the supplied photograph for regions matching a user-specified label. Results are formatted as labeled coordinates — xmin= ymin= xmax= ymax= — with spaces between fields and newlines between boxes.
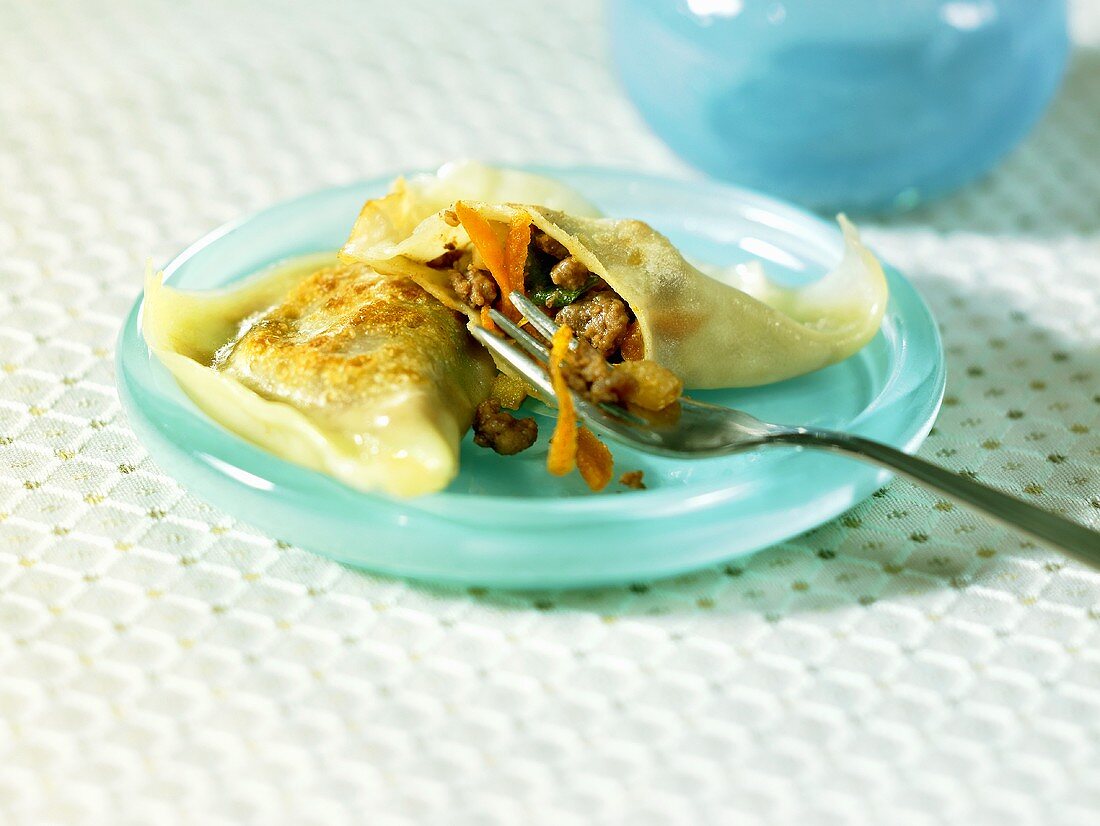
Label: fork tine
xmin=502 ymin=291 xmax=652 ymax=439
xmin=472 ymin=316 xmax=638 ymax=442
xmin=469 ymin=325 xmax=555 ymax=399
xmin=509 ymin=292 xmax=559 ymax=341
xmin=488 ymin=309 xmax=549 ymax=360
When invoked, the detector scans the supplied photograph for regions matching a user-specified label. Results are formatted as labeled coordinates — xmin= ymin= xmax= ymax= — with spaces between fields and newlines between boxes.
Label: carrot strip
xmin=503 ymin=211 xmax=531 ymax=297
xmin=455 ymin=201 xmax=504 ymax=278
xmin=455 ymin=201 xmax=524 ymax=320
xmin=576 ymin=427 xmax=614 ymax=491
xmin=546 ymin=324 xmax=578 ymax=476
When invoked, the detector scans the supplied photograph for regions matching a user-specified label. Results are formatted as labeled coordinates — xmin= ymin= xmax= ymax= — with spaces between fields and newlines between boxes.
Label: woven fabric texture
xmin=0 ymin=1 xmax=1098 ymax=824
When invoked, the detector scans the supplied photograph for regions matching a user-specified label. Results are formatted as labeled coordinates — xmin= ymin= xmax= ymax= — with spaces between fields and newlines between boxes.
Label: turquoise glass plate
xmin=117 ymin=167 xmax=945 ymax=588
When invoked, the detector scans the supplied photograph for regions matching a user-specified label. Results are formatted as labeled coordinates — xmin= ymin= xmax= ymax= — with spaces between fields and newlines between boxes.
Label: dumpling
xmin=339 ymin=168 xmax=888 ymax=389
xmin=142 ymin=254 xmax=495 ymax=496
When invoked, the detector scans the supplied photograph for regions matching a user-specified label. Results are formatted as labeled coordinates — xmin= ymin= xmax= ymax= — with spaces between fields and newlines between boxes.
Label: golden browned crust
xmin=219 ymin=261 xmax=474 ymax=408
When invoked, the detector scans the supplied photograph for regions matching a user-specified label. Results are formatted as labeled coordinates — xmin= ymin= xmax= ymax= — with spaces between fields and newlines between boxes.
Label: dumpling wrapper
xmin=142 ymin=254 xmax=495 ymax=497
xmin=341 ymin=160 xmax=602 ymax=262
xmin=341 ymin=194 xmax=889 ymax=388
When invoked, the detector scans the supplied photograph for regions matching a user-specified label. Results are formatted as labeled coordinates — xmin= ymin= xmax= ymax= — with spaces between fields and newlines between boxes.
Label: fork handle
xmin=779 ymin=429 xmax=1100 ymax=568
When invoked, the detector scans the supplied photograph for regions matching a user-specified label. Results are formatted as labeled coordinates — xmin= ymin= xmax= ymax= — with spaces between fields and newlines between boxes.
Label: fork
xmin=470 ymin=291 xmax=1100 ymax=569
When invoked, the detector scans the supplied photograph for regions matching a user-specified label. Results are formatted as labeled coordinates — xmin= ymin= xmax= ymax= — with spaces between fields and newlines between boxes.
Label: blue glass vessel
xmin=610 ymin=0 xmax=1069 ymax=212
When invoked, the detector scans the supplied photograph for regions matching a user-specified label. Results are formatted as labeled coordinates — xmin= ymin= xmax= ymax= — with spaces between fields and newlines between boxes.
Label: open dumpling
xmin=142 ymin=254 xmax=495 ymax=496
xmin=340 ymin=167 xmax=888 ymax=389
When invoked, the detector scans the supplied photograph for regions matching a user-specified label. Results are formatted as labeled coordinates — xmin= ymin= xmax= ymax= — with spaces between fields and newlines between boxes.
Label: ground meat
xmin=556 ymin=333 xmax=680 ymax=413
xmin=560 ymin=339 xmax=636 ymax=405
xmin=619 ymin=470 xmax=646 ymax=490
xmin=450 ymin=266 xmax=498 ymax=308
xmin=590 ymin=370 xmax=636 ymax=405
xmin=549 ymin=256 xmax=590 ymax=291
xmin=560 ymin=339 xmax=608 ymax=393
xmin=532 ymin=229 xmax=569 ymax=259
xmin=554 ymin=291 xmax=632 ymax=357
xmin=472 ymin=399 xmax=538 ymax=455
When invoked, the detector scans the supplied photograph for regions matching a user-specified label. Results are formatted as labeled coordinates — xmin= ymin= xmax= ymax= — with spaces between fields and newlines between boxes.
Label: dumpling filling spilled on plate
xmin=142 ymin=162 xmax=889 ymax=497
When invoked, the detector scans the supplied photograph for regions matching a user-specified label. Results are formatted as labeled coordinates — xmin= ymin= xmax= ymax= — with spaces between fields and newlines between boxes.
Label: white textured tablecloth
xmin=1 ymin=1 xmax=1099 ymax=824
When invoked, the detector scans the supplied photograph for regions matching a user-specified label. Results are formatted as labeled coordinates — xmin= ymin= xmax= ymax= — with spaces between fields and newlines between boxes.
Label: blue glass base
xmin=611 ymin=0 xmax=1069 ymax=212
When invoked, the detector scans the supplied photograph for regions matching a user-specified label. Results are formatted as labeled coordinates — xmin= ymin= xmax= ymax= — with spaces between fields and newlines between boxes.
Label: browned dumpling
xmin=143 ymin=254 xmax=495 ymax=496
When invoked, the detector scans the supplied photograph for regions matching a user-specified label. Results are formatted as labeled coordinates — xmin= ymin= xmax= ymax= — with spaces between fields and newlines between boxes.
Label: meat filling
xmin=554 ymin=291 xmax=631 ymax=358
xmin=444 ymin=221 xmax=642 ymax=363
xmin=472 ymin=399 xmax=538 ymax=455
xmin=434 ymin=218 xmax=682 ymax=465
xmin=560 ymin=341 xmax=681 ymax=411
xmin=549 ymin=256 xmax=590 ymax=291
xmin=450 ymin=266 xmax=499 ymax=309
xmin=561 ymin=338 xmax=635 ymax=406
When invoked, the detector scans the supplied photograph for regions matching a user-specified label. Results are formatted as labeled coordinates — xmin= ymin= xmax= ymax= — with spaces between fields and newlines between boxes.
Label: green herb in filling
xmin=532 ymin=276 xmax=600 ymax=310
xmin=524 ymin=244 xmax=597 ymax=310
